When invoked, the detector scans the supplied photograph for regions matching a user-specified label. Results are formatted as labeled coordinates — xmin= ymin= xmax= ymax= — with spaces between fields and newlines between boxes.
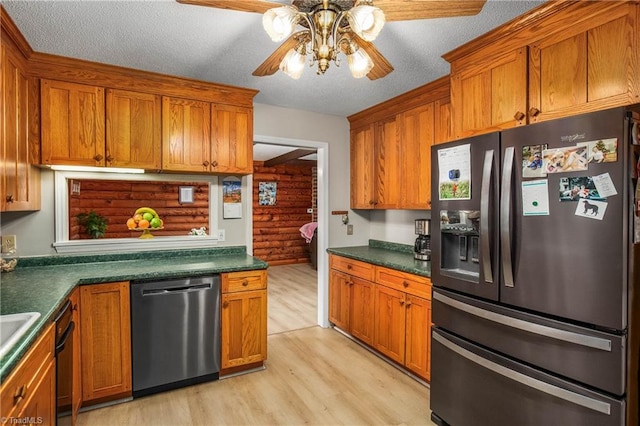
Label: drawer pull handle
xmin=403 ymin=281 xmax=409 ymax=288
xmin=242 ymin=280 xmax=249 ymax=286
xmin=347 ymin=264 xmax=352 ymax=270
xmin=13 ymin=384 xmax=27 ymax=405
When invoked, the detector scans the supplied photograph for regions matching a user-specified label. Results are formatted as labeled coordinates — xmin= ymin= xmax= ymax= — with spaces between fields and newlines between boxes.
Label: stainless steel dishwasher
xmin=130 ymin=275 xmax=221 ymax=398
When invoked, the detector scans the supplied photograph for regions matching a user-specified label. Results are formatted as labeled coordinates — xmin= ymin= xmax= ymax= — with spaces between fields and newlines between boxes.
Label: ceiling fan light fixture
xmin=346 ymin=3 xmax=385 ymax=41
xmin=263 ymin=6 xmax=300 ymax=42
xmin=346 ymin=44 xmax=374 ymax=78
xmin=280 ymin=45 xmax=307 ymax=79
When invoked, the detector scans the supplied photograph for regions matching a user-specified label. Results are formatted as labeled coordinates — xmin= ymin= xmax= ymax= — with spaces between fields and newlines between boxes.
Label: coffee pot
xmin=414 ymin=219 xmax=431 ymax=261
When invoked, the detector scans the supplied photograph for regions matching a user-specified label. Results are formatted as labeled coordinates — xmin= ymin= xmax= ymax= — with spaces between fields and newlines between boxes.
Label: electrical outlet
xmin=217 ymin=229 xmax=226 ymax=241
xmin=346 ymin=225 xmax=354 ymax=235
xmin=1 ymin=235 xmax=17 ymax=253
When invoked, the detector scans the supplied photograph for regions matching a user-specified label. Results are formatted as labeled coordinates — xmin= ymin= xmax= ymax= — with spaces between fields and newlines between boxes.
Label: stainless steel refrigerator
xmin=429 ymin=106 xmax=640 ymax=426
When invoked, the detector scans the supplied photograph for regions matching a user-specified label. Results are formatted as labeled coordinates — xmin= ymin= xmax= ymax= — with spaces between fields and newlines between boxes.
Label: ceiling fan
xmin=176 ymin=0 xmax=487 ymax=80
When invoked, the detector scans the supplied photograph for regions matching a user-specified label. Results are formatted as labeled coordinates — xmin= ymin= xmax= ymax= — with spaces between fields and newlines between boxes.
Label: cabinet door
xmin=434 ymin=97 xmax=453 ymax=145
xmin=529 ymin=9 xmax=639 ymax=122
xmin=1 ymin=43 xmax=40 ymax=211
xmin=221 ymin=289 xmax=267 ymax=369
xmin=405 ymin=295 xmax=431 ymax=381
xmin=373 ymin=117 xmax=401 ymax=209
xmin=41 ymin=79 xmax=105 ymax=166
xmin=329 ymin=269 xmax=351 ymax=331
xmin=211 ymin=104 xmax=253 ymax=174
xmin=162 ymin=96 xmax=211 ymax=172
xmin=373 ymin=285 xmax=406 ymax=364
xmin=19 ymin=359 xmax=56 ymax=426
xmin=450 ymin=47 xmax=527 ymax=138
xmin=350 ymin=276 xmax=375 ymax=346
xmin=106 ymin=89 xmax=161 ymax=169
xmin=350 ymin=124 xmax=376 ymax=209
xmin=80 ymin=282 xmax=132 ymax=404
xmin=399 ymin=103 xmax=434 ymax=209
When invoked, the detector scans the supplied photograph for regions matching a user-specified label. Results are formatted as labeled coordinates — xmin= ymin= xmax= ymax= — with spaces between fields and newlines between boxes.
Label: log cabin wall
xmin=253 ymin=161 xmax=315 ymax=265
xmin=69 ymin=179 xmax=209 ymax=239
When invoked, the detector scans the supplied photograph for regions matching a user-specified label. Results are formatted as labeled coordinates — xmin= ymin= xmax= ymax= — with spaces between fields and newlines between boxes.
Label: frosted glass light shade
xmin=263 ymin=6 xmax=300 ymax=42
xmin=347 ymin=48 xmax=374 ymax=78
xmin=280 ymin=48 xmax=306 ymax=79
xmin=347 ymin=4 xmax=385 ymax=41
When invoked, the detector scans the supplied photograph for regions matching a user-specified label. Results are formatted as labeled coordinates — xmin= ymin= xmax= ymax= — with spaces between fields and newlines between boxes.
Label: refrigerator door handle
xmin=432 ymin=332 xmax=612 ymax=415
xmin=500 ymin=146 xmax=515 ymax=287
xmin=433 ymin=291 xmax=612 ymax=351
xmin=480 ymin=150 xmax=494 ymax=283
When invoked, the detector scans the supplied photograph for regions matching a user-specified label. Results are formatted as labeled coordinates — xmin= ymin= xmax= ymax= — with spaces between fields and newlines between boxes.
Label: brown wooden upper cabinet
xmin=449 ymin=47 xmax=528 ymax=139
xmin=163 ymin=97 xmax=253 ymax=174
xmin=447 ymin=1 xmax=640 ymax=138
xmin=350 ymin=118 xmax=400 ymax=209
xmin=106 ymin=89 xmax=162 ymax=169
xmin=398 ymin=103 xmax=434 ymax=209
xmin=41 ymin=79 xmax=106 ymax=166
xmin=1 ymin=40 xmax=40 ymax=211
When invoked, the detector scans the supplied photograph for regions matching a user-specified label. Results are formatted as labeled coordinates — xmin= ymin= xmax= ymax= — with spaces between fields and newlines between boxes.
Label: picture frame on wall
xmin=258 ymin=182 xmax=277 ymax=206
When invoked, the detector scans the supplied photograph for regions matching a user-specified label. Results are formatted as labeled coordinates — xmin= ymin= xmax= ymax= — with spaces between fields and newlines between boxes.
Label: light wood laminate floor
xmin=267 ymin=263 xmax=318 ymax=335
xmin=77 ymin=263 xmax=435 ymax=425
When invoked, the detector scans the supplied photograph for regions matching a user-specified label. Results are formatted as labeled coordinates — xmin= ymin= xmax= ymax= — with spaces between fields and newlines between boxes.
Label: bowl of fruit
xmin=127 ymin=207 xmax=163 ymax=239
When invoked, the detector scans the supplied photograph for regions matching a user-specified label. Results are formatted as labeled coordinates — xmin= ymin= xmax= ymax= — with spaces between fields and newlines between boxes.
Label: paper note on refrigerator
xmin=437 ymin=144 xmax=471 ymax=200
xmin=522 ymin=179 xmax=550 ymax=216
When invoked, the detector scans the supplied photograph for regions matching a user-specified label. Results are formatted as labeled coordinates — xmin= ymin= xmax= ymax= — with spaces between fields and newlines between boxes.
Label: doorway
xmin=249 ymin=135 xmax=329 ymax=328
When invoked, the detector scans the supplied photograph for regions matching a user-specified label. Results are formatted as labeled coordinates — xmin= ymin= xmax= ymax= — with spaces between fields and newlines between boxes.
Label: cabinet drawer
xmin=222 ymin=270 xmax=267 ymax=293
xmin=0 ymin=323 xmax=54 ymax=420
xmin=329 ymin=255 xmax=375 ymax=281
xmin=376 ymin=266 xmax=431 ymax=299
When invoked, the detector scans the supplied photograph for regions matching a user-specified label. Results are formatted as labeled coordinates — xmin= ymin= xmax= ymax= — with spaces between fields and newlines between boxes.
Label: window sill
xmin=53 ymin=236 xmax=221 ymax=255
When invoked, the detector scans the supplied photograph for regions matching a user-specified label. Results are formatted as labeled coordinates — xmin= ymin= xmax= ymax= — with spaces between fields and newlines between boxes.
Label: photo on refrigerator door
xmin=542 ymin=146 xmax=588 ymax=173
xmin=522 ymin=144 xmax=547 ymax=178
xmin=559 ymin=177 xmax=602 ymax=202
xmin=437 ymin=144 xmax=471 ymax=200
xmin=577 ymin=138 xmax=618 ymax=163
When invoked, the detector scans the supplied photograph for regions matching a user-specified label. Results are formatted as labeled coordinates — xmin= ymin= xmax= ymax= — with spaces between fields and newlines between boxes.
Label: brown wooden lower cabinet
xmin=0 ymin=323 xmax=56 ymax=426
xmin=220 ymin=270 xmax=268 ymax=373
xmin=329 ymin=254 xmax=432 ymax=381
xmin=79 ymin=281 xmax=132 ymax=405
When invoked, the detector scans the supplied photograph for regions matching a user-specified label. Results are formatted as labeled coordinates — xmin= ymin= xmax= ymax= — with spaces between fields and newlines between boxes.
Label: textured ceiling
xmin=3 ymin=0 xmax=545 ymax=118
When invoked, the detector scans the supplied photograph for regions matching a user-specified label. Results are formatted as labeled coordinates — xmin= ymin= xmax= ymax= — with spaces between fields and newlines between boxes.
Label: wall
xmin=369 ymin=210 xmax=432 ymax=246
xmin=253 ymin=103 xmax=368 ymax=249
xmin=252 ymin=161 xmax=314 ymax=264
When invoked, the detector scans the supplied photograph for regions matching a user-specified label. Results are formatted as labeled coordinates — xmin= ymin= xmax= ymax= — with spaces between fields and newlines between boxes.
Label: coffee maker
xmin=414 ymin=219 xmax=431 ymax=261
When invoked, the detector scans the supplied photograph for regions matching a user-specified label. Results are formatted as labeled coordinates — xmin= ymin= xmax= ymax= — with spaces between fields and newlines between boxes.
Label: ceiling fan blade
xmin=176 ymin=0 xmax=284 ymax=14
xmin=346 ymin=33 xmax=394 ymax=80
xmin=252 ymin=32 xmax=307 ymax=77
xmin=375 ymin=0 xmax=487 ymax=21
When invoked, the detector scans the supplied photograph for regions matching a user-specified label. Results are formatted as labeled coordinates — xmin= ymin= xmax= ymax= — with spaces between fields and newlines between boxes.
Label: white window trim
xmin=53 ymin=171 xmax=220 ymax=254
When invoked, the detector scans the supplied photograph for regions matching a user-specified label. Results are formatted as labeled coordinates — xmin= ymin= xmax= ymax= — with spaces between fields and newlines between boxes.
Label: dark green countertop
xmin=0 ymin=247 xmax=267 ymax=381
xmin=327 ymin=239 xmax=431 ymax=278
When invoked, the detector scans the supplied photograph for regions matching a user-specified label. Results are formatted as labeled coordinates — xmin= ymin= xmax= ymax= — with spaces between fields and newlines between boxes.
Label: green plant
xmin=77 ymin=211 xmax=108 ymax=239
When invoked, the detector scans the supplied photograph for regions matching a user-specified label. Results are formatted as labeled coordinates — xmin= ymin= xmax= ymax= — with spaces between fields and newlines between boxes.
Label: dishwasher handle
xmin=142 ymin=283 xmax=212 ymax=296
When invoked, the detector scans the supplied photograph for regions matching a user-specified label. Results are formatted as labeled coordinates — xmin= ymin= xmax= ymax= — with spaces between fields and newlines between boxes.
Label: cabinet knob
xmin=211 ymin=160 xmax=218 ymax=167
xmin=399 ymin=300 xmax=405 ymax=306
xmin=403 ymin=281 xmax=409 ymax=288
xmin=6 ymin=194 xmax=15 ymax=203
xmin=347 ymin=264 xmax=352 ymax=270
xmin=222 ymin=301 xmax=229 ymax=308
xmin=242 ymin=280 xmax=249 ymax=286
xmin=94 ymin=154 xmax=104 ymax=162
xmin=513 ymin=111 xmax=525 ymax=121
xmin=106 ymin=155 xmax=114 ymax=163
xmin=368 ymin=200 xmax=375 ymax=206
xmin=528 ymin=107 xmax=541 ymax=118
xmin=203 ymin=160 xmax=210 ymax=167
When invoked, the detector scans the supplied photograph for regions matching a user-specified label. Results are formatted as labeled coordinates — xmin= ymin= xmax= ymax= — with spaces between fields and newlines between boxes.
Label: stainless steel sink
xmin=0 ymin=312 xmax=41 ymax=358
